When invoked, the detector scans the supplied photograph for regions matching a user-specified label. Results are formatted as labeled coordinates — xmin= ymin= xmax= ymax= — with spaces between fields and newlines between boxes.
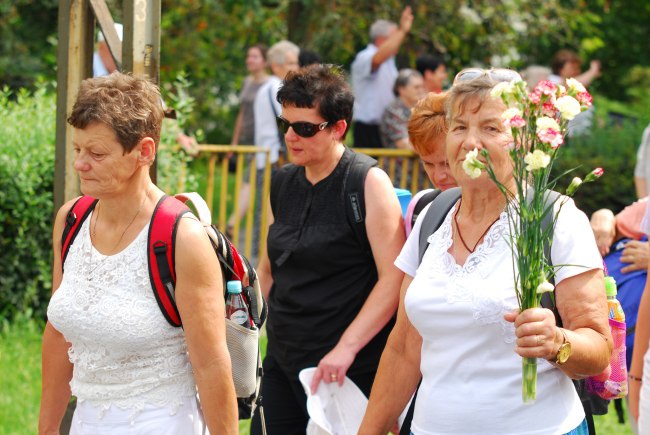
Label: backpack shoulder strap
xmin=343 ymin=150 xmax=378 ymax=257
xmin=61 ymin=195 xmax=98 ymax=270
xmin=147 ymin=195 xmax=191 ymax=327
xmin=418 ymin=187 xmax=461 ymax=265
xmin=537 ymin=189 xmax=563 ymax=319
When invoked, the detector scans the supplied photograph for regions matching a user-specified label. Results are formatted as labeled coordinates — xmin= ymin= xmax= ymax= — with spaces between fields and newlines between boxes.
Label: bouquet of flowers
xmin=462 ymin=77 xmax=603 ymax=403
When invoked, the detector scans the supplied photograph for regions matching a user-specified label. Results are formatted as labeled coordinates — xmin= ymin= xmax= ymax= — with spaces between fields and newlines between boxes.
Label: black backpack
xmin=399 ymin=187 xmax=608 ymax=435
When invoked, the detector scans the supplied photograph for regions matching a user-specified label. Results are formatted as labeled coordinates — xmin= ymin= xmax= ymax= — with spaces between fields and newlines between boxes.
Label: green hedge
xmin=0 ymin=85 xmax=56 ymax=321
xmin=0 ymin=84 xmax=196 ymax=323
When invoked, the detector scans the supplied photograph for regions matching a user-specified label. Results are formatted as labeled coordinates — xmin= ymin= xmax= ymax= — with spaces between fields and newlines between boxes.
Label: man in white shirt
xmin=253 ymin=40 xmax=300 ymax=169
xmin=350 ymin=7 xmax=413 ymax=148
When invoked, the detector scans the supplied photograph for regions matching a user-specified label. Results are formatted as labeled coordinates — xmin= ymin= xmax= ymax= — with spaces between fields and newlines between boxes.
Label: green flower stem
xmin=523 ymin=356 xmax=538 ymax=403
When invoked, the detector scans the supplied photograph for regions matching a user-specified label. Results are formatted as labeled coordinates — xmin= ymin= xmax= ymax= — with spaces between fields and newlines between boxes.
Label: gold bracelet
xmin=629 ymin=374 xmax=643 ymax=383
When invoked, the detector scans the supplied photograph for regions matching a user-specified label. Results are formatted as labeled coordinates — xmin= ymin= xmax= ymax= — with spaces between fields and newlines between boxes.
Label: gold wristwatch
xmin=550 ymin=328 xmax=572 ymax=365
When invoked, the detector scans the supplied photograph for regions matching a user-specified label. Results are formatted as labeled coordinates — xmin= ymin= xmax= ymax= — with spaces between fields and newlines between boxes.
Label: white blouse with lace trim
xmin=47 ymin=215 xmax=197 ymax=418
xmin=394 ymin=197 xmax=602 ymax=435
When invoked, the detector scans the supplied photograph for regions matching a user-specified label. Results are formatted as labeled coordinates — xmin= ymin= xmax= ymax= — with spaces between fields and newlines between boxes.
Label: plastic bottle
xmin=587 ymin=276 xmax=628 ymax=399
xmin=605 ymin=276 xmax=625 ymax=322
xmin=225 ymin=281 xmax=252 ymax=328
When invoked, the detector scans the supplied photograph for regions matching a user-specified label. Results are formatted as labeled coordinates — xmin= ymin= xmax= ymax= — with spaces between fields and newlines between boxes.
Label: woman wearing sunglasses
xmin=250 ymin=64 xmax=405 ymax=434
xmin=360 ymin=69 xmax=611 ymax=435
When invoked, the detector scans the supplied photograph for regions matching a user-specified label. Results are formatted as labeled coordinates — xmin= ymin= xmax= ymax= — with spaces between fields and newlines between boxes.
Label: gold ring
xmin=330 ymin=373 xmax=337 ymax=380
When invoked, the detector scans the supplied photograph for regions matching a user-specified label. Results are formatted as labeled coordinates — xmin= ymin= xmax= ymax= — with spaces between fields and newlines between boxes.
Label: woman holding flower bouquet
xmin=360 ymin=70 xmax=612 ymax=435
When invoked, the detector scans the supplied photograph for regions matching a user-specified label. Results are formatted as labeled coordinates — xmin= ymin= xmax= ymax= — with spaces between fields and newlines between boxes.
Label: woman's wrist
xmin=629 ymin=373 xmax=643 ymax=383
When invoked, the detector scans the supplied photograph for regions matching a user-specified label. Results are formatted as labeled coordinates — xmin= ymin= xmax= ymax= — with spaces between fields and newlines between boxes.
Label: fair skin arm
xmin=574 ymin=60 xmax=601 ymax=87
xmin=395 ymin=137 xmax=412 ymax=150
xmin=358 ymin=275 xmax=422 ymax=435
xmin=504 ymin=269 xmax=612 ymax=379
xmin=590 ymin=208 xmax=616 ymax=256
xmin=629 ymin=271 xmax=650 ymax=420
xmin=38 ymin=200 xmax=78 ymax=435
xmin=174 ymin=217 xmax=238 ymax=434
xmin=310 ymin=167 xmax=405 ymax=392
xmin=636 ymin=176 xmax=648 ymax=199
xmin=370 ymin=7 xmax=413 ymax=71
xmin=256 ymin=196 xmax=275 ymax=300
xmin=230 ymin=108 xmax=244 ymax=146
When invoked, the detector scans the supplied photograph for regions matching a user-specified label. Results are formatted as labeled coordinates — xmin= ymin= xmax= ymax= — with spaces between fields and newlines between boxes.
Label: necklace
xmin=453 ymin=198 xmax=501 ymax=253
xmin=87 ymin=186 xmax=152 ymax=280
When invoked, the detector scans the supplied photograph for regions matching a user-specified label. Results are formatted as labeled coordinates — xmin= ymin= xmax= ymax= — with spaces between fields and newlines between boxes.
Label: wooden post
xmin=123 ymin=0 xmax=161 ymax=183
xmin=54 ymin=0 xmax=95 ymax=211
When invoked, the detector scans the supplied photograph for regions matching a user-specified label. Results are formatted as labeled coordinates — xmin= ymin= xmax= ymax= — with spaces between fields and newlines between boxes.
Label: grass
xmin=0 ymin=318 xmax=634 ymax=435
xmin=0 ymin=316 xmax=43 ymax=435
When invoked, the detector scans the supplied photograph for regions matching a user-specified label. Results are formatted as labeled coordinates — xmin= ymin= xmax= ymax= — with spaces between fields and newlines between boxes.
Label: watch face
xmin=557 ymin=342 xmax=572 ymax=364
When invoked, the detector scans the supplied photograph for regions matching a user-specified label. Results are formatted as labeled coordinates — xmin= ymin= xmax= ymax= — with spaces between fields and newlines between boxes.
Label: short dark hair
xmin=68 ymin=72 xmax=163 ymax=153
xmin=298 ymin=49 xmax=322 ymax=67
xmin=277 ymin=64 xmax=354 ymax=137
xmin=551 ymin=49 xmax=581 ymax=74
xmin=415 ymin=54 xmax=445 ymax=76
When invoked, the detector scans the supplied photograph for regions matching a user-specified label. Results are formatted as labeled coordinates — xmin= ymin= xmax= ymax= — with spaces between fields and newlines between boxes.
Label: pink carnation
xmin=535 ymin=80 xmax=557 ymax=96
xmin=592 ymin=167 xmax=604 ymax=177
xmin=528 ymin=90 xmax=542 ymax=105
xmin=504 ymin=115 xmax=526 ymax=129
xmin=577 ymin=91 xmax=593 ymax=107
xmin=542 ymin=101 xmax=556 ymax=117
xmin=537 ymin=128 xmax=564 ymax=149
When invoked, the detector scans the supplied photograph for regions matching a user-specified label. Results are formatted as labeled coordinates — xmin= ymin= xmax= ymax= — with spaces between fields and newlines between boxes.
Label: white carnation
xmin=524 ymin=150 xmax=551 ymax=171
xmin=555 ymin=96 xmax=582 ymax=121
xmin=566 ymin=78 xmax=586 ymax=94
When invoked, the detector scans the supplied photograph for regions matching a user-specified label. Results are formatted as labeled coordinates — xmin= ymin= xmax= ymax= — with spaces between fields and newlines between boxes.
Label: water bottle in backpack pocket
xmin=586 ymin=276 xmax=628 ymax=400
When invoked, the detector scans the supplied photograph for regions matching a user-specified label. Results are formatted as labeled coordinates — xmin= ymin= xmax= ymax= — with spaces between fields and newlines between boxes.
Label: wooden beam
xmin=54 ymin=0 xmax=95 ymax=211
xmin=122 ymin=0 xmax=161 ymax=84
xmin=89 ymin=0 xmax=122 ymax=69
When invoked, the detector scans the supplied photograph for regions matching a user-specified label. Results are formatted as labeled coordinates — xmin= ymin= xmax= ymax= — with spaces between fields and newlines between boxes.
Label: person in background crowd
xmin=253 ymin=40 xmax=299 ymax=170
xmin=549 ymin=49 xmax=600 ymax=137
xmin=351 ymin=6 xmax=413 ymax=148
xmin=251 ymin=65 xmax=405 ymax=435
xmin=415 ymin=54 xmax=447 ymax=94
xmin=227 ymin=45 xmax=269 ymax=236
xmin=634 ymin=124 xmax=650 ymax=198
xmin=93 ymin=23 xmax=122 ymax=77
xmin=628 ymin=199 xmax=650 ymax=434
xmin=591 ymin=199 xmax=648 ymax=434
xmin=550 ymin=49 xmax=601 ymax=88
xmin=521 ymin=65 xmax=552 ymax=92
xmin=380 ymin=69 xmax=425 ymax=150
xmin=407 ymin=92 xmax=455 ymax=191
xmin=39 ymin=73 xmax=237 ymax=434
xmin=230 ymin=45 xmax=269 ymax=148
xmin=360 ymin=69 xmax=611 ymax=435
xmin=299 ymin=48 xmax=322 ymax=67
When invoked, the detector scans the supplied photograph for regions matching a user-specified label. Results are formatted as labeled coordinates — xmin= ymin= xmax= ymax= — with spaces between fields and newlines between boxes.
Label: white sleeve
xmin=351 ymin=48 xmax=374 ymax=80
xmin=395 ymin=202 xmax=433 ymax=277
xmin=551 ymin=197 xmax=603 ymax=285
xmin=635 ymin=125 xmax=650 ymax=178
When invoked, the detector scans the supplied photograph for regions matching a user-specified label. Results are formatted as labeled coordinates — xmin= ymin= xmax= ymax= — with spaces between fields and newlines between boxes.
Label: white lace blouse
xmin=47 ymin=215 xmax=197 ymax=417
xmin=395 ymin=197 xmax=602 ymax=435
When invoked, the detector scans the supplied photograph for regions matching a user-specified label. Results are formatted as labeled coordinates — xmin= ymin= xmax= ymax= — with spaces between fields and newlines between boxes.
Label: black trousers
xmin=353 ymin=121 xmax=383 ymax=148
xmin=250 ymin=355 xmax=376 ymax=435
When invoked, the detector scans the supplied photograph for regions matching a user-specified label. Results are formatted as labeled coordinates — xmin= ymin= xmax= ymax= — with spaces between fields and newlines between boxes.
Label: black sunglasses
xmin=276 ymin=116 xmax=329 ymax=138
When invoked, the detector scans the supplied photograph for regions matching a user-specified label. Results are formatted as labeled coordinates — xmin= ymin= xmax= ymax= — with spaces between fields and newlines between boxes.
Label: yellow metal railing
xmin=194 ymin=146 xmax=430 ymax=259
xmin=198 ymin=145 xmax=272 ymax=259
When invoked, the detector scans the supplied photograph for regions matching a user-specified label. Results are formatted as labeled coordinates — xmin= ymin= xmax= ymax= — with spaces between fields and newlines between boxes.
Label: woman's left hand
xmin=504 ymin=308 xmax=561 ymax=360
xmin=310 ymin=343 xmax=357 ymax=394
